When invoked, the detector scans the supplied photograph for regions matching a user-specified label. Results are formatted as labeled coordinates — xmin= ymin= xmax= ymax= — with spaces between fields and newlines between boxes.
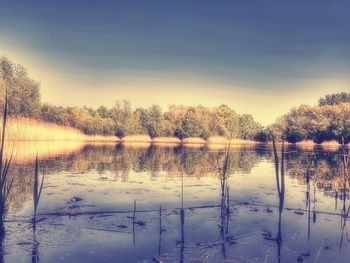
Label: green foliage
xmin=0 ymin=56 xmax=41 ymax=118
xmin=319 ymin=92 xmax=350 ymax=106
xmin=7 ymin=57 xmax=350 ymax=144
xmin=182 ymin=109 xmax=204 ymax=138
xmin=270 ymin=97 xmax=350 ymax=144
xmin=239 ymin=114 xmax=263 ymax=140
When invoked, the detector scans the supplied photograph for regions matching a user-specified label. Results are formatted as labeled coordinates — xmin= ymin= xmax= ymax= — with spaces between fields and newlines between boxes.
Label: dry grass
xmin=182 ymin=137 xmax=206 ymax=144
xmin=152 ymin=137 xmax=181 ymax=143
xmin=0 ymin=117 xmax=119 ymax=142
xmin=321 ymin=140 xmax=341 ymax=151
xmin=121 ymin=142 xmax=152 ymax=148
xmin=206 ymin=136 xmax=228 ymax=144
xmin=295 ymin=140 xmax=315 ymax=149
xmin=122 ymin=135 xmax=152 ymax=142
xmin=86 ymin=135 xmax=119 ymax=142
xmin=207 ymin=136 xmax=262 ymax=146
xmin=2 ymin=117 xmax=86 ymax=141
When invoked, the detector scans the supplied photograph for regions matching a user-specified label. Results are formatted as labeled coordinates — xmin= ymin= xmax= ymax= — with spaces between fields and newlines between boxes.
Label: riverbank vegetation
xmin=269 ymin=95 xmax=350 ymax=144
xmin=1 ymin=56 xmax=350 ymax=145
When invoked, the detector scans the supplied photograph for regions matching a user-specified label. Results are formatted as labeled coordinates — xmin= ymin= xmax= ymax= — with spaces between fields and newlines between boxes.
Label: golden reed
xmin=0 ymin=117 xmax=119 ymax=142
xmin=0 ymin=117 xmax=119 ymax=164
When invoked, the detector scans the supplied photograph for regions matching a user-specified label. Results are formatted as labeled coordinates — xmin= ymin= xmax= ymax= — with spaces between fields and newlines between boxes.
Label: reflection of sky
xmin=1 ymin=1 xmax=349 ymax=124
xmin=7 ymin=145 xmax=349 ymax=262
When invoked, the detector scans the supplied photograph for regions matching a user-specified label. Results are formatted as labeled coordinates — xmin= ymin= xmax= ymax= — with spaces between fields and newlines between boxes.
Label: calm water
xmin=2 ymin=143 xmax=350 ymax=263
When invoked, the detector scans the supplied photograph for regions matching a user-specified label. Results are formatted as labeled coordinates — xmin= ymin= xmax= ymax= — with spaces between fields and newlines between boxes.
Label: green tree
xmin=182 ymin=109 xmax=204 ymax=138
xmin=238 ymin=114 xmax=262 ymax=140
xmin=319 ymin=92 xmax=350 ymax=106
xmin=0 ymin=56 xmax=41 ymax=118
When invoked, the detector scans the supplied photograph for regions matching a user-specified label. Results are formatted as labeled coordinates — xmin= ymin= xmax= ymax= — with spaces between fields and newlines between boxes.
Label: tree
xmin=0 ymin=56 xmax=41 ymax=118
xmin=111 ymin=100 xmax=133 ymax=138
xmin=238 ymin=114 xmax=262 ymax=140
xmin=319 ymin=92 xmax=350 ymax=106
xmin=182 ymin=109 xmax=204 ymax=138
xmin=96 ymin=105 xmax=111 ymax=119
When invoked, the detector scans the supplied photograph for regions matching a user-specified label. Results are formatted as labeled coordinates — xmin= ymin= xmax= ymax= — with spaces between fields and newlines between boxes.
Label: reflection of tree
xmin=286 ymin=149 xmax=349 ymax=196
xmin=6 ymin=145 xmax=263 ymax=212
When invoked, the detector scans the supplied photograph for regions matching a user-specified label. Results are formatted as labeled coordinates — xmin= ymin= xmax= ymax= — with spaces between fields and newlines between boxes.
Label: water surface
xmin=2 ymin=143 xmax=350 ymax=263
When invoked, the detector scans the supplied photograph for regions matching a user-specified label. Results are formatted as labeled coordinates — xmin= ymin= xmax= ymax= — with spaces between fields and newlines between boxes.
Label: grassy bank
xmin=0 ymin=118 xmax=263 ymax=145
xmin=295 ymin=139 xmax=350 ymax=149
xmin=0 ymin=117 xmax=119 ymax=142
xmin=2 ymin=118 xmax=349 ymax=149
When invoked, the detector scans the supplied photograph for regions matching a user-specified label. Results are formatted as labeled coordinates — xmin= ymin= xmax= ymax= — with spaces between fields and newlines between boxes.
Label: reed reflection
xmin=339 ymin=148 xmax=350 ymax=251
xmin=265 ymin=138 xmax=285 ymax=263
xmin=31 ymin=157 xmax=44 ymax=263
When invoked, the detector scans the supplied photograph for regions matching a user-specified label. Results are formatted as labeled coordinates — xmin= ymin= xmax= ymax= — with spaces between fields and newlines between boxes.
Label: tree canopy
xmin=1 ymin=56 xmax=349 ymax=143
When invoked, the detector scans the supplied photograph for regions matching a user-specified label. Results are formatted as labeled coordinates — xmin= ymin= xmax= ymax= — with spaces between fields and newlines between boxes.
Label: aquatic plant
xmin=272 ymin=137 xmax=285 ymax=263
xmin=33 ymin=155 xmax=44 ymax=227
xmin=0 ymin=88 xmax=13 ymax=233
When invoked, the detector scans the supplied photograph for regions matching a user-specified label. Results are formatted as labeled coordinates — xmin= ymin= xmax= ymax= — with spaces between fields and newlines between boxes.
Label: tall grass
xmin=0 ymin=89 xmax=14 ymax=233
xmin=0 ymin=117 xmax=119 ymax=142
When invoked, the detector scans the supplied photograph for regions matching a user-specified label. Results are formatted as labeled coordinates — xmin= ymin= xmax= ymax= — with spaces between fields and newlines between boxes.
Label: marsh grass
xmin=0 ymin=89 xmax=14 ymax=233
xmin=339 ymin=146 xmax=350 ymax=250
xmin=132 ymin=200 xmax=136 ymax=245
xmin=33 ymin=155 xmax=44 ymax=228
xmin=31 ymin=155 xmax=44 ymax=263
xmin=271 ymin=137 xmax=285 ymax=263
xmin=0 ymin=117 xmax=120 ymax=142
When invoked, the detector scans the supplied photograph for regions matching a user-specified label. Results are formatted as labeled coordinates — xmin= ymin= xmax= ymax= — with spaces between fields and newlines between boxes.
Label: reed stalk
xmin=33 ymin=155 xmax=44 ymax=228
xmin=0 ymin=87 xmax=14 ymax=233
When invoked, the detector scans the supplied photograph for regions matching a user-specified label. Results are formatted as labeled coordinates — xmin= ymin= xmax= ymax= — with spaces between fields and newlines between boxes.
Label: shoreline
xmin=2 ymin=118 xmax=349 ymax=148
xmin=4 ymin=136 xmax=349 ymax=148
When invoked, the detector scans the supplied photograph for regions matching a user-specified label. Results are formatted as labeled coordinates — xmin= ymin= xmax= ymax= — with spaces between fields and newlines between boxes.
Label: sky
xmin=0 ymin=0 xmax=349 ymax=125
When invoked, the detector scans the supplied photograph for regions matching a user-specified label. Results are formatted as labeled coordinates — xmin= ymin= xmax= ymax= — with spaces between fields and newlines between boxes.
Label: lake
xmin=2 ymin=142 xmax=350 ymax=263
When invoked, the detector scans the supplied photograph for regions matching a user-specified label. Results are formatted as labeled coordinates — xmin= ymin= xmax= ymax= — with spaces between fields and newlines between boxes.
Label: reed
xmin=207 ymin=136 xmax=260 ymax=145
xmin=0 ymin=117 xmax=120 ymax=142
xmin=122 ymin=135 xmax=152 ymax=143
xmin=181 ymin=137 xmax=206 ymax=144
xmin=321 ymin=140 xmax=341 ymax=148
xmin=33 ymin=155 xmax=44 ymax=228
xmin=272 ymin=137 xmax=285 ymax=263
xmin=0 ymin=89 xmax=14 ymax=233
xmin=296 ymin=140 xmax=315 ymax=148
xmin=152 ymin=137 xmax=181 ymax=143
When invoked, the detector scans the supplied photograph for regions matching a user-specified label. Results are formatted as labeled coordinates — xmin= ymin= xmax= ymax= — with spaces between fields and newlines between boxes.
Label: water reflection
xmin=1 ymin=143 xmax=350 ymax=262
xmin=339 ymin=148 xmax=350 ymax=251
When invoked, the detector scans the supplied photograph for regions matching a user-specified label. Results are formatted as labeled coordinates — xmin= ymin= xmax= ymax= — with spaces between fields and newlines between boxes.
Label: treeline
xmin=269 ymin=93 xmax=350 ymax=144
xmin=1 ymin=56 xmax=349 ymax=143
xmin=0 ymin=56 xmax=263 ymax=140
xmin=41 ymin=102 xmax=264 ymax=140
